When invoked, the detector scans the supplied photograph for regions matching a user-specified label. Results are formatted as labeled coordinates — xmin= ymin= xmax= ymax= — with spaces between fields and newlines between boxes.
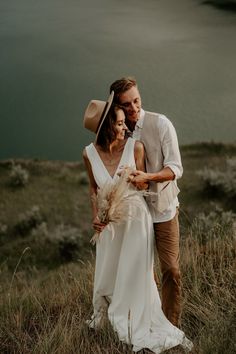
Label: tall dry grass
xmin=0 ymin=227 xmax=235 ymax=353
xmin=179 ymin=232 xmax=236 ymax=353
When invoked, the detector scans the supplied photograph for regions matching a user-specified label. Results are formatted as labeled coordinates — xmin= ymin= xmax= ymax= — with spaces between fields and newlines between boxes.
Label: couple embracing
xmin=83 ymin=77 xmax=193 ymax=353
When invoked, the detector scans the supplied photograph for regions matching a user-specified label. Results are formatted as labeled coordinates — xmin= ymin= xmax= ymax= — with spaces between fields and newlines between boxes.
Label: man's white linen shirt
xmin=132 ymin=109 xmax=183 ymax=223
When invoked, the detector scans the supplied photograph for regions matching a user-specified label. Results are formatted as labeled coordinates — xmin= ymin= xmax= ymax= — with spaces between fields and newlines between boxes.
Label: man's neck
xmin=126 ymin=120 xmax=137 ymax=132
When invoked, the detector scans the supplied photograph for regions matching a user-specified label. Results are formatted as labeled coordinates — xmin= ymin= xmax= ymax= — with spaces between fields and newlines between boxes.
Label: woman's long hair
xmin=96 ymin=104 xmax=119 ymax=151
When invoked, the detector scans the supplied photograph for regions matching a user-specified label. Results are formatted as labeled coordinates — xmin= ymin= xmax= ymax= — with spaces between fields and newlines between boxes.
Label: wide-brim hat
xmin=83 ymin=91 xmax=114 ymax=141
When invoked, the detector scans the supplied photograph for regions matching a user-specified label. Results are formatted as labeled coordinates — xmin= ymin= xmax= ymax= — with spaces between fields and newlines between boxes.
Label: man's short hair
xmin=110 ymin=77 xmax=137 ymax=104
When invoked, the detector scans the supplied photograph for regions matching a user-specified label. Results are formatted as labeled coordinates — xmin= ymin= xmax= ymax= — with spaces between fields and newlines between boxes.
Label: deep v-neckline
xmin=92 ymin=138 xmax=130 ymax=179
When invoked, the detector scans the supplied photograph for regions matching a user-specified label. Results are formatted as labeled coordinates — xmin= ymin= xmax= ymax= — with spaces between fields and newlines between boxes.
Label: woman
xmin=83 ymin=92 xmax=193 ymax=353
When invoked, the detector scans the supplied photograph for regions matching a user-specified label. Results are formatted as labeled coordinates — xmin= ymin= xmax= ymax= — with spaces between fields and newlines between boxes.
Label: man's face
xmin=118 ymin=86 xmax=142 ymax=124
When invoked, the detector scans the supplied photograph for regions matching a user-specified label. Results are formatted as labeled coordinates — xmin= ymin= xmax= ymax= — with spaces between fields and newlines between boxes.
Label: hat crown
xmin=83 ymin=100 xmax=106 ymax=133
xmin=83 ymin=91 xmax=114 ymax=136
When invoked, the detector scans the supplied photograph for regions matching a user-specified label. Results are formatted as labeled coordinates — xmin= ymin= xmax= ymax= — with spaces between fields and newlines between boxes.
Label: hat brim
xmin=95 ymin=91 xmax=114 ymax=143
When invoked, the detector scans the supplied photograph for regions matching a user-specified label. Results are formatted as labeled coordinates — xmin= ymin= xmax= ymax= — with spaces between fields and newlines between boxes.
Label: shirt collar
xmin=136 ymin=108 xmax=145 ymax=128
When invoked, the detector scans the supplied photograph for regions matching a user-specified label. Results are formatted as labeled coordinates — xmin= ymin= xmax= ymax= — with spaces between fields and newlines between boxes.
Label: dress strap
xmin=121 ymin=138 xmax=136 ymax=169
xmin=85 ymin=143 xmax=110 ymax=188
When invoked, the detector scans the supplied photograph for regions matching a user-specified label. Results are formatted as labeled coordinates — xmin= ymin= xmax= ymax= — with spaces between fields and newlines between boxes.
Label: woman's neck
xmin=95 ymin=139 xmax=127 ymax=167
xmin=96 ymin=139 xmax=126 ymax=154
xmin=108 ymin=139 xmax=125 ymax=154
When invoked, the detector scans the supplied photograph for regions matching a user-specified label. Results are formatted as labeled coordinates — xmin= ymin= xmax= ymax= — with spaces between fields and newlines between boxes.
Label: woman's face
xmin=114 ymin=109 xmax=127 ymax=141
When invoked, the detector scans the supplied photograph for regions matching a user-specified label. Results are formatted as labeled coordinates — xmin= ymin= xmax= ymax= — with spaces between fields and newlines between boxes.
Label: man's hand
xmin=129 ymin=170 xmax=149 ymax=190
xmin=117 ymin=167 xmax=149 ymax=190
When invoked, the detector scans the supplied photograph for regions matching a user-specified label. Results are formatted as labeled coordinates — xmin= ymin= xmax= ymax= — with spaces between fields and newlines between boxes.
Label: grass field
xmin=0 ymin=143 xmax=235 ymax=353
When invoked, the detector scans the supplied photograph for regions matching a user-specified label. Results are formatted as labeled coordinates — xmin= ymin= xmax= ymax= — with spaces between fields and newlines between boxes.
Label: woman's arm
xmin=83 ymin=149 xmax=98 ymax=218
xmin=134 ymin=140 xmax=146 ymax=172
xmin=133 ymin=141 xmax=148 ymax=189
xmin=83 ymin=149 xmax=106 ymax=232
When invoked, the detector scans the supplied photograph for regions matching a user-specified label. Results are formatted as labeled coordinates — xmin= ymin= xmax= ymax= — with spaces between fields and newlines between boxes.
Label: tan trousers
xmin=153 ymin=209 xmax=181 ymax=326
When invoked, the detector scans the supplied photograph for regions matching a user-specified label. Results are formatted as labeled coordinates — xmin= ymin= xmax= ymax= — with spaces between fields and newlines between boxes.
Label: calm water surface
xmin=0 ymin=0 xmax=236 ymax=160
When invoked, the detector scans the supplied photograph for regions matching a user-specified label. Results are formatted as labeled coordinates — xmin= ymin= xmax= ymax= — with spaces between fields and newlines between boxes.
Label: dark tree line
xmin=202 ymin=0 xmax=236 ymax=12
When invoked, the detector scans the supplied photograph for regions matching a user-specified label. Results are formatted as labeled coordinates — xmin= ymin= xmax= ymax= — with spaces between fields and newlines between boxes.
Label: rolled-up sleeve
xmin=159 ymin=115 xmax=183 ymax=179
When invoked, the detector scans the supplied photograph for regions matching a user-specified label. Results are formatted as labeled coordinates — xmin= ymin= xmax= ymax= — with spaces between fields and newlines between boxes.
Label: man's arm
xmin=130 ymin=167 xmax=175 ymax=188
xmin=160 ymin=115 xmax=183 ymax=180
xmin=131 ymin=116 xmax=182 ymax=186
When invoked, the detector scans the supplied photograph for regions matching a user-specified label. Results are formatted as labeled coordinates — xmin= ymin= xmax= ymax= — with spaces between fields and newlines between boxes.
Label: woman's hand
xmin=92 ymin=216 xmax=107 ymax=233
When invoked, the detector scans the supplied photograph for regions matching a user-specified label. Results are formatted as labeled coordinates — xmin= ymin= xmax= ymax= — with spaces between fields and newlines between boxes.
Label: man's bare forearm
xmin=146 ymin=167 xmax=175 ymax=183
xmin=132 ymin=167 xmax=175 ymax=187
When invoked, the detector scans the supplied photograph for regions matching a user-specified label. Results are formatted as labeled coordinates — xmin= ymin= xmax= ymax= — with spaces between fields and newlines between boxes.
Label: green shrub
xmin=77 ymin=171 xmax=89 ymax=185
xmin=197 ymin=157 xmax=236 ymax=198
xmin=0 ymin=223 xmax=8 ymax=244
xmin=52 ymin=224 xmax=84 ymax=262
xmin=9 ymin=162 xmax=29 ymax=187
xmin=31 ymin=221 xmax=48 ymax=237
xmin=14 ymin=206 xmax=44 ymax=236
xmin=191 ymin=205 xmax=236 ymax=245
xmin=0 ymin=223 xmax=7 ymax=236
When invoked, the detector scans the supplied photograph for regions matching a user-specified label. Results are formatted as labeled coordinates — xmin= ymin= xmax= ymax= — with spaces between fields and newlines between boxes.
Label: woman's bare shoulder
xmin=82 ymin=148 xmax=88 ymax=159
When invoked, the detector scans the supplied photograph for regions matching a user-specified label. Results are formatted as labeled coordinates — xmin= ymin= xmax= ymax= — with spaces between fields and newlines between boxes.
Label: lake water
xmin=0 ymin=0 xmax=236 ymax=161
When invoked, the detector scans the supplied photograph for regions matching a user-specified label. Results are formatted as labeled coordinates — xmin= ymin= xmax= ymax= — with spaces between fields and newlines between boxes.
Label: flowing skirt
xmin=87 ymin=195 xmax=193 ymax=353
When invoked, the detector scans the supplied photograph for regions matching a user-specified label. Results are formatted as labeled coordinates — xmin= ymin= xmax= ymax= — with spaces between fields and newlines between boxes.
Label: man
xmin=110 ymin=77 xmax=183 ymax=326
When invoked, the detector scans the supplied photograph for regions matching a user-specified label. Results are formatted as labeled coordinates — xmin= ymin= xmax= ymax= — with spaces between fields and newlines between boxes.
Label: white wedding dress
xmin=85 ymin=138 xmax=193 ymax=353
